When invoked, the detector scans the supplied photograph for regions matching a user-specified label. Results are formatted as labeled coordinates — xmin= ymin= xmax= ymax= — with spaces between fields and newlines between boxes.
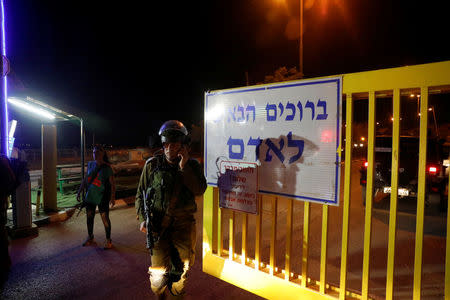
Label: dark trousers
xmin=148 ymin=216 xmax=196 ymax=296
xmin=85 ymin=201 xmax=111 ymax=239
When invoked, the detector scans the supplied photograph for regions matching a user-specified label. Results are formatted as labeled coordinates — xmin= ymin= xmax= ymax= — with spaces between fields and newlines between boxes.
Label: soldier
xmin=136 ymin=120 xmax=207 ymax=299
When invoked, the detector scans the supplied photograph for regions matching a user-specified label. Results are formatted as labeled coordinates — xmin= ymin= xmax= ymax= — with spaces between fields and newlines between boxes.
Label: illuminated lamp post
xmin=0 ymin=0 xmax=9 ymax=156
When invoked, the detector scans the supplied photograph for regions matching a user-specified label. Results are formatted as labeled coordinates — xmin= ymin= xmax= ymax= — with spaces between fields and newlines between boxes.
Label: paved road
xmin=4 ymin=161 xmax=447 ymax=299
xmin=2 ymin=198 xmax=263 ymax=300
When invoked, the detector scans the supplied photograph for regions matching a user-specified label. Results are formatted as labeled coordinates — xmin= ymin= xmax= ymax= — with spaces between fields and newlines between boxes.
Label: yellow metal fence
xmin=203 ymin=61 xmax=450 ymax=299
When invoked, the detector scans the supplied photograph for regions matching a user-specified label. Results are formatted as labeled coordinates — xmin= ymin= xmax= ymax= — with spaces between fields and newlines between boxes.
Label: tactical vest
xmin=144 ymin=155 xmax=177 ymax=231
xmin=144 ymin=155 xmax=197 ymax=233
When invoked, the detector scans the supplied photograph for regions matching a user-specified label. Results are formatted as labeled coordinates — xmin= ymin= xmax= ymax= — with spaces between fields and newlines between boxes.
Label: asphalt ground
xmin=2 ymin=197 xmax=263 ymax=300
xmin=4 ymin=161 xmax=447 ymax=299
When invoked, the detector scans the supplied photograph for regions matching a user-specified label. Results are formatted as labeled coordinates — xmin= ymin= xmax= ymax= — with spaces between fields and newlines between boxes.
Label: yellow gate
xmin=202 ymin=61 xmax=450 ymax=299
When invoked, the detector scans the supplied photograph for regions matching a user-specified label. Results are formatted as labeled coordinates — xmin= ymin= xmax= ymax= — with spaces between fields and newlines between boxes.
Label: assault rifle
xmin=142 ymin=161 xmax=182 ymax=254
xmin=143 ymin=186 xmax=156 ymax=253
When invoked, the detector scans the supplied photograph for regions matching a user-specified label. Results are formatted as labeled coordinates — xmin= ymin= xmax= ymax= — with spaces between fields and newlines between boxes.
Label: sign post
xmin=205 ymin=77 xmax=342 ymax=206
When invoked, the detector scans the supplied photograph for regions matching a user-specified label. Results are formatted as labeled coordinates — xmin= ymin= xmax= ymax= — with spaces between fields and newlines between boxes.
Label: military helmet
xmin=158 ymin=120 xmax=189 ymax=144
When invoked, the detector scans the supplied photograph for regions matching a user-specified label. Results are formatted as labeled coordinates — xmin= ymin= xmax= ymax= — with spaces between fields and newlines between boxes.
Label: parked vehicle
xmin=359 ymin=136 xmax=448 ymax=210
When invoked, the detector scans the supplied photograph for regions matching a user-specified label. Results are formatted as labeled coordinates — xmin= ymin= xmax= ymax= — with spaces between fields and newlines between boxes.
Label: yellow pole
xmin=242 ymin=212 xmax=248 ymax=265
xmin=413 ymin=87 xmax=429 ymax=300
xmin=212 ymin=187 xmax=219 ymax=254
xmin=362 ymin=91 xmax=376 ymax=300
xmin=202 ymin=186 xmax=214 ymax=258
xmin=270 ymin=197 xmax=278 ymax=276
xmin=320 ymin=204 xmax=329 ymax=294
xmin=302 ymin=201 xmax=310 ymax=287
xmin=255 ymin=195 xmax=262 ymax=270
xmin=285 ymin=198 xmax=293 ymax=281
xmin=217 ymin=202 xmax=223 ymax=257
xmin=386 ymin=88 xmax=400 ymax=300
xmin=339 ymin=94 xmax=353 ymax=300
xmin=229 ymin=210 xmax=235 ymax=261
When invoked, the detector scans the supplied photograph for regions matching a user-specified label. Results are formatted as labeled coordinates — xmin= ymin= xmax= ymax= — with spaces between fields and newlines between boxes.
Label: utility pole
xmin=299 ymin=0 xmax=304 ymax=78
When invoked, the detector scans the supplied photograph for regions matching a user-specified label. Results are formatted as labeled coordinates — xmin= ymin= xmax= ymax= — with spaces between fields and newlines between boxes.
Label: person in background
xmin=136 ymin=120 xmax=207 ymax=299
xmin=77 ymin=145 xmax=116 ymax=249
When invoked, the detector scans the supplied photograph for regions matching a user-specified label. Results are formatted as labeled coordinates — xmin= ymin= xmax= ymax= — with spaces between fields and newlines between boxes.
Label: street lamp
xmin=429 ymin=106 xmax=439 ymax=138
xmin=299 ymin=0 xmax=304 ymax=78
xmin=8 ymin=97 xmax=56 ymax=120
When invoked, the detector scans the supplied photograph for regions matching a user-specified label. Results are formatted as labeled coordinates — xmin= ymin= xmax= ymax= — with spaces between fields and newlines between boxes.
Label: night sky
xmin=5 ymin=0 xmax=450 ymax=148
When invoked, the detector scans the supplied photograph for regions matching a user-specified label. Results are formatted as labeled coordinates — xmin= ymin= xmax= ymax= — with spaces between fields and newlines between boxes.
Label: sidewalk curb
xmin=373 ymin=207 xmax=447 ymax=236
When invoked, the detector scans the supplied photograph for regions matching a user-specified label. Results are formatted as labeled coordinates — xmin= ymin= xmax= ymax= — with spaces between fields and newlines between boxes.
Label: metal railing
xmin=203 ymin=60 xmax=450 ymax=300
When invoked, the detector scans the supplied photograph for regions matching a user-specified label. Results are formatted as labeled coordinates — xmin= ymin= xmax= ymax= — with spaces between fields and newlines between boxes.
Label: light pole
xmin=429 ymin=106 xmax=439 ymax=138
xmin=299 ymin=0 xmax=304 ymax=78
xmin=0 ymin=0 xmax=8 ymax=156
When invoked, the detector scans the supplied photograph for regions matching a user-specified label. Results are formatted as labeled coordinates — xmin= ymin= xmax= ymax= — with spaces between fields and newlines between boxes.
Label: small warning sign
xmin=218 ymin=161 xmax=258 ymax=214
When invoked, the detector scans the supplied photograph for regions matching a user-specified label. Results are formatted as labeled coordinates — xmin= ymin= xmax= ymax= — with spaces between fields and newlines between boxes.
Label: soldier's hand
xmin=139 ymin=221 xmax=147 ymax=233
xmin=178 ymin=144 xmax=189 ymax=169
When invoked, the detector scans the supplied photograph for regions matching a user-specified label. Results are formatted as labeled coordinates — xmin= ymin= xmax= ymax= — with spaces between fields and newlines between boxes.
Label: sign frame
xmin=204 ymin=77 xmax=342 ymax=206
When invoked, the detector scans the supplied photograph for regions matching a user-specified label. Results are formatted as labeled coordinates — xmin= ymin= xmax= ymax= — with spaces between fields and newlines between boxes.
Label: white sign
xmin=218 ymin=161 xmax=258 ymax=214
xmin=204 ymin=77 xmax=342 ymax=205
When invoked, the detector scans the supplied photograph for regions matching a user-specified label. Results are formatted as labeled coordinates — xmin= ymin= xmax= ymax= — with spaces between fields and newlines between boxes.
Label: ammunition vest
xmin=145 ymin=155 xmax=196 ymax=232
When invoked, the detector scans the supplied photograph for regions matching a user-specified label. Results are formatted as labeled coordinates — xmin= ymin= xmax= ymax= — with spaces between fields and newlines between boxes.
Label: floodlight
xmin=8 ymin=119 xmax=16 ymax=137
xmin=8 ymin=97 xmax=55 ymax=120
xmin=206 ymin=103 xmax=225 ymax=121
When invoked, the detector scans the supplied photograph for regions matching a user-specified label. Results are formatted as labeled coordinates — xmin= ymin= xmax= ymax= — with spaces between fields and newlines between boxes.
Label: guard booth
xmin=202 ymin=61 xmax=450 ymax=299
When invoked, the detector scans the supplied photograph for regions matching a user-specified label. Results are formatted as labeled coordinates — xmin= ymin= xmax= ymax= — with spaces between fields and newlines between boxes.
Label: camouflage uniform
xmin=136 ymin=154 xmax=206 ymax=297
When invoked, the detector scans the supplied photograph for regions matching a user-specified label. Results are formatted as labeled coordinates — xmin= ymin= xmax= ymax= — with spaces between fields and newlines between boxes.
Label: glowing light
xmin=428 ymin=166 xmax=437 ymax=174
xmin=443 ymin=159 xmax=449 ymax=167
xmin=206 ymin=103 xmax=225 ymax=122
xmin=8 ymin=119 xmax=16 ymax=137
xmin=0 ymin=0 xmax=8 ymax=156
xmin=364 ymin=161 xmax=368 ymax=168
xmin=0 ymin=0 xmax=5 ymax=57
xmin=428 ymin=107 xmax=432 ymax=111
xmin=8 ymin=97 xmax=55 ymax=119
xmin=320 ymin=130 xmax=333 ymax=143
xmin=7 ymin=119 xmax=15 ymax=157
xmin=360 ymin=137 xmax=365 ymax=141
xmin=359 ymin=143 xmax=363 ymax=147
